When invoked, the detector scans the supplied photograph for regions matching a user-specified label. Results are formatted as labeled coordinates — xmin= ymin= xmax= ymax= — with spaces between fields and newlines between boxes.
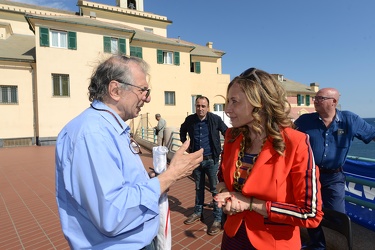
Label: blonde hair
xmin=227 ymin=68 xmax=294 ymax=155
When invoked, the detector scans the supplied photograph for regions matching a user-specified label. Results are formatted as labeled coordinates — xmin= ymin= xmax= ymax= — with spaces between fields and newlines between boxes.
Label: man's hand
xmin=158 ymin=140 xmax=203 ymax=193
xmin=169 ymin=140 xmax=203 ymax=179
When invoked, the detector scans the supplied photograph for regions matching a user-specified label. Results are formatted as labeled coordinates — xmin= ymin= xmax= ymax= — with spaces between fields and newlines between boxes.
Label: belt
xmin=319 ymin=167 xmax=343 ymax=174
xmin=203 ymin=155 xmax=213 ymax=161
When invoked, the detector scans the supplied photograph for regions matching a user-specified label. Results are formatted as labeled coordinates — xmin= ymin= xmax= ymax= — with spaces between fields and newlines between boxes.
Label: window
xmin=144 ymin=27 xmax=154 ymax=33
xmin=130 ymin=46 xmax=143 ymax=58
xmin=128 ymin=0 xmax=136 ymax=9
xmin=165 ymin=91 xmax=176 ymax=105
xmin=157 ymin=50 xmax=180 ymax=65
xmin=191 ymin=95 xmax=197 ymax=113
xmin=214 ymin=104 xmax=224 ymax=111
xmin=297 ymin=94 xmax=310 ymax=106
xmin=190 ymin=61 xmax=201 ymax=73
xmin=164 ymin=51 xmax=173 ymax=64
xmin=104 ymin=36 xmax=126 ymax=54
xmin=51 ymin=30 xmax=67 ymax=48
xmin=39 ymin=27 xmax=76 ymax=50
xmin=0 ymin=85 xmax=18 ymax=104
xmin=52 ymin=74 xmax=70 ymax=97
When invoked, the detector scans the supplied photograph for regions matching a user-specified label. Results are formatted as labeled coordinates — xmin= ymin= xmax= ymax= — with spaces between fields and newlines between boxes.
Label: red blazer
xmin=220 ymin=127 xmax=323 ymax=249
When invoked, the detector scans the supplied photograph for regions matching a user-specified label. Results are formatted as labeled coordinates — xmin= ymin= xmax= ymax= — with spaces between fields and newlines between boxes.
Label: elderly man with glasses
xmin=295 ymin=87 xmax=375 ymax=250
xmin=55 ymin=55 xmax=203 ymax=250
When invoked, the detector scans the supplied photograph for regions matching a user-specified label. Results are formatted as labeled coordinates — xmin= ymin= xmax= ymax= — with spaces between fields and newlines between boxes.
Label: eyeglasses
xmin=313 ymin=96 xmax=335 ymax=102
xmin=239 ymin=67 xmax=271 ymax=96
xmin=129 ymin=139 xmax=142 ymax=154
xmin=240 ymin=68 xmax=262 ymax=85
xmin=117 ymin=81 xmax=151 ymax=99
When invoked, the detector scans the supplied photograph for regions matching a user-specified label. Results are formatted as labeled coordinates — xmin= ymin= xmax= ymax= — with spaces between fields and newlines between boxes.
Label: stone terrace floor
xmin=1 ymin=145 xmax=374 ymax=249
xmin=0 ymin=145 xmax=221 ymax=250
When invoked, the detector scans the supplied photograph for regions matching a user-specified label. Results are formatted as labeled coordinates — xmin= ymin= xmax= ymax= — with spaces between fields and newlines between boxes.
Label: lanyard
xmin=90 ymin=104 xmax=123 ymax=130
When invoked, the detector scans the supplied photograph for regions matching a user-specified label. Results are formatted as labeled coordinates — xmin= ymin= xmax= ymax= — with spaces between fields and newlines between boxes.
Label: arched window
xmin=128 ymin=0 xmax=136 ymax=9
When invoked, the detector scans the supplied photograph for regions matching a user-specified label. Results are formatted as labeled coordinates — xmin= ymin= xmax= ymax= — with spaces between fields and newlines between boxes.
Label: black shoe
xmin=208 ymin=221 xmax=221 ymax=236
xmin=184 ymin=213 xmax=202 ymax=225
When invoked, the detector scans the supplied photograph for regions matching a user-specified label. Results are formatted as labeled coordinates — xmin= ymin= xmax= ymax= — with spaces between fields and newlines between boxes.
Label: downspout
xmin=30 ymin=63 xmax=40 ymax=146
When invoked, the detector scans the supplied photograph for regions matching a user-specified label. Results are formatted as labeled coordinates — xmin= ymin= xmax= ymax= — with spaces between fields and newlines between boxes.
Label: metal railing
xmin=169 ymin=131 xmax=182 ymax=153
xmin=138 ymin=128 xmax=157 ymax=144
xmin=347 ymin=155 xmax=375 ymax=163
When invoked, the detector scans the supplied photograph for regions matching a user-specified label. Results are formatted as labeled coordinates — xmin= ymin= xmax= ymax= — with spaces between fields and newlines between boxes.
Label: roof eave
xmin=24 ymin=14 xmax=136 ymax=34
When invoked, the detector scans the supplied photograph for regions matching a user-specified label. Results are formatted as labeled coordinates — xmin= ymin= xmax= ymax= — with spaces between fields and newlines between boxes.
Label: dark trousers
xmin=307 ymin=171 xmax=346 ymax=249
xmin=193 ymin=158 xmax=222 ymax=222
xmin=141 ymin=237 xmax=156 ymax=250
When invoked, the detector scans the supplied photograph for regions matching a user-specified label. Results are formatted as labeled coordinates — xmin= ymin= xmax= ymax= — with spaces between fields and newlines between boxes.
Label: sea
xmin=347 ymin=117 xmax=375 ymax=159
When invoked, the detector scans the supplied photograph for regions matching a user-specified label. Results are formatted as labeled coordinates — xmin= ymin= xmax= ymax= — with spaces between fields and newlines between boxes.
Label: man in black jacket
xmin=180 ymin=96 xmax=228 ymax=235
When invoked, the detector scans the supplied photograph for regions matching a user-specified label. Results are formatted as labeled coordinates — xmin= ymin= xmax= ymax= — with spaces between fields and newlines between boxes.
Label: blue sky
xmin=13 ymin=0 xmax=375 ymax=117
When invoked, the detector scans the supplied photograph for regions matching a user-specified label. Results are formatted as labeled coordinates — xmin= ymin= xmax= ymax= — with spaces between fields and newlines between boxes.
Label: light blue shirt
xmin=55 ymin=100 xmax=161 ymax=249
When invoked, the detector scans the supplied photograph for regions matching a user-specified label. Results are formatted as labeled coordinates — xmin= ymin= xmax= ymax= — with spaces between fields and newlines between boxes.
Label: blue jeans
xmin=192 ymin=159 xmax=222 ymax=222
xmin=307 ymin=171 xmax=346 ymax=249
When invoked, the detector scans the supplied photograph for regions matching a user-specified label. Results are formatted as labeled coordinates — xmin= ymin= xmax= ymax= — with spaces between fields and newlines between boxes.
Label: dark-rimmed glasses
xmin=117 ymin=81 xmax=151 ymax=99
xmin=313 ymin=96 xmax=335 ymax=102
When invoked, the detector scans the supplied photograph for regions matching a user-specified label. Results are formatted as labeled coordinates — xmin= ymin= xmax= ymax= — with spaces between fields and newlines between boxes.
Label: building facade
xmin=0 ymin=0 xmax=318 ymax=147
xmin=0 ymin=0 xmax=230 ymax=147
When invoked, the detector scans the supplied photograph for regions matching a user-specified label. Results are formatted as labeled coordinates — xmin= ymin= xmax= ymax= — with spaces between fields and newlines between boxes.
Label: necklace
xmin=233 ymin=136 xmax=259 ymax=192
xmin=90 ymin=104 xmax=123 ymax=130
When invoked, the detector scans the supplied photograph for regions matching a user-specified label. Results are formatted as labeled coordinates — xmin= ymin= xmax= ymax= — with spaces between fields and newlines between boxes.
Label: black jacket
xmin=180 ymin=112 xmax=228 ymax=163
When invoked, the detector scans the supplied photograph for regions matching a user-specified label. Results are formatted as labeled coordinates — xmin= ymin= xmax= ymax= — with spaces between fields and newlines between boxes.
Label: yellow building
xmin=0 ymin=0 xmax=230 ymax=147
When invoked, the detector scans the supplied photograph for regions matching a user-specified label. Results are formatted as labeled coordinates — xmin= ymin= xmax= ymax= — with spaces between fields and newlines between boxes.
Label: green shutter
xmin=103 ymin=36 xmax=111 ymax=53
xmin=137 ymin=47 xmax=142 ymax=58
xmin=130 ymin=46 xmax=143 ymax=58
xmin=195 ymin=62 xmax=201 ymax=74
xmin=52 ymin=75 xmax=59 ymax=96
xmin=2 ymin=87 xmax=8 ymax=102
xmin=306 ymin=95 xmax=310 ymax=106
xmin=297 ymin=94 xmax=301 ymax=106
xmin=68 ymin=32 xmax=77 ymax=50
xmin=130 ymin=46 xmax=136 ymax=56
xmin=119 ymin=38 xmax=126 ymax=54
xmin=174 ymin=51 xmax=180 ymax=65
xmin=157 ymin=49 xmax=163 ymax=64
xmin=40 ymin=27 xmax=49 ymax=47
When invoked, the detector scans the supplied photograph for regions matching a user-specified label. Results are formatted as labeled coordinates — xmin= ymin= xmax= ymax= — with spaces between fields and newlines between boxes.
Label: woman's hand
xmin=214 ymin=192 xmax=249 ymax=215
xmin=214 ymin=192 xmax=268 ymax=217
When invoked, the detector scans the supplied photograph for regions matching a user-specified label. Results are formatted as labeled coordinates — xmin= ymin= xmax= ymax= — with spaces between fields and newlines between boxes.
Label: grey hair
xmin=88 ymin=55 xmax=149 ymax=102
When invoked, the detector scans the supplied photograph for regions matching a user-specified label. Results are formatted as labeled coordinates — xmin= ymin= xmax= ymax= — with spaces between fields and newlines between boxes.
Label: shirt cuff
xmin=266 ymin=201 xmax=272 ymax=218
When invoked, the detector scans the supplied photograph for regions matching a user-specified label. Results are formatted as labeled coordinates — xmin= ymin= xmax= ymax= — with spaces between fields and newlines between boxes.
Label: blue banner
xmin=344 ymin=158 xmax=375 ymax=231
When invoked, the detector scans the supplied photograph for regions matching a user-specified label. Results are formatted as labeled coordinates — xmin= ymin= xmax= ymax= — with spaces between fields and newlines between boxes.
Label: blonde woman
xmin=214 ymin=68 xmax=323 ymax=249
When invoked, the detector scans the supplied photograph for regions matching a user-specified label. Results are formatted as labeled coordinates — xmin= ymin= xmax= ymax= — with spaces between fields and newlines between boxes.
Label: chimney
xmin=206 ymin=42 xmax=213 ymax=49
xmin=277 ymin=74 xmax=284 ymax=82
xmin=310 ymin=82 xmax=319 ymax=93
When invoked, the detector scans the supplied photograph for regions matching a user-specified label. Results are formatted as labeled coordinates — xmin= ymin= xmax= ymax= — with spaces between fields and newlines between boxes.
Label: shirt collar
xmin=317 ymin=109 xmax=341 ymax=123
xmin=334 ymin=109 xmax=341 ymax=122
xmin=91 ymin=100 xmax=129 ymax=134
